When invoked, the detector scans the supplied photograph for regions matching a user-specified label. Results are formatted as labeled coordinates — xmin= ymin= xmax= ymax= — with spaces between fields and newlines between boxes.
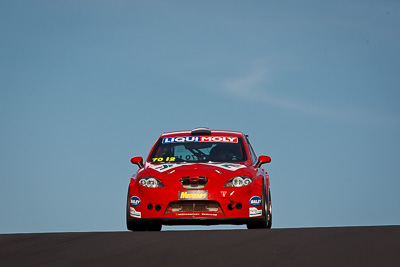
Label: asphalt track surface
xmin=1 ymin=226 xmax=399 ymax=267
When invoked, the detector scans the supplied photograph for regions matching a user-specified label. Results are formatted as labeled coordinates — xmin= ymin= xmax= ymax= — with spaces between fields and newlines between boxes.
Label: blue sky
xmin=1 ymin=0 xmax=399 ymax=233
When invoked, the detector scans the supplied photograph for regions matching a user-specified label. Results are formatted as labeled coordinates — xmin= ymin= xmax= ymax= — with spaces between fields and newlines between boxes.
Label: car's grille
xmin=166 ymin=201 xmax=222 ymax=213
xmin=181 ymin=176 xmax=208 ymax=189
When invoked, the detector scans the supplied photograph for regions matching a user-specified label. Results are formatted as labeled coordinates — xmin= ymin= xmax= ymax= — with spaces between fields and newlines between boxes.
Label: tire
xmin=147 ymin=222 xmax=162 ymax=231
xmin=127 ymin=221 xmax=162 ymax=231
xmin=247 ymin=186 xmax=272 ymax=229
xmin=266 ymin=190 xmax=272 ymax=229
xmin=127 ymin=221 xmax=148 ymax=231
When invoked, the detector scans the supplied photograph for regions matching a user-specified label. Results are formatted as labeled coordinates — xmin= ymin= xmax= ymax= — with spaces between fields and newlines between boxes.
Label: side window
xmin=245 ymin=135 xmax=257 ymax=164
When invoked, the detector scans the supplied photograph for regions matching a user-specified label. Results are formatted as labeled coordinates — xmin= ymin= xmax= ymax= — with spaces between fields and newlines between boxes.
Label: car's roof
xmin=160 ymin=129 xmax=244 ymax=138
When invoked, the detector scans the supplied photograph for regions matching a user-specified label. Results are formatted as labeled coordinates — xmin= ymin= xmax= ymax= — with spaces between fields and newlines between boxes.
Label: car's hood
xmin=142 ymin=162 xmax=253 ymax=181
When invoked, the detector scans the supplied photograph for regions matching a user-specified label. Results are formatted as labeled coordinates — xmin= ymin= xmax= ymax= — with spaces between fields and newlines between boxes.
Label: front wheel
xmin=127 ymin=221 xmax=148 ymax=231
xmin=266 ymin=190 xmax=272 ymax=228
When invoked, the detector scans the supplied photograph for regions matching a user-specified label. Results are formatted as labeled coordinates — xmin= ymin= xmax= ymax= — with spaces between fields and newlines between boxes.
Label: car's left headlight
xmin=138 ymin=177 xmax=164 ymax=188
xmin=224 ymin=176 xmax=253 ymax=187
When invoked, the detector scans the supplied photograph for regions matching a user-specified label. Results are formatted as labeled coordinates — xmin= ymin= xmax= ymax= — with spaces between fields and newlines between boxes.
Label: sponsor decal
xmin=130 ymin=196 xmax=141 ymax=207
xmin=201 ymin=213 xmax=218 ymax=217
xmin=249 ymin=207 xmax=262 ymax=217
xmin=148 ymin=164 xmax=178 ymax=172
xmin=250 ymin=196 xmax=262 ymax=207
xmin=176 ymin=213 xmax=218 ymax=217
xmin=179 ymin=190 xmax=208 ymax=200
xmin=148 ymin=162 xmax=246 ymax=173
xmin=130 ymin=207 xmax=142 ymax=218
xmin=162 ymin=136 xmax=238 ymax=144
xmin=206 ymin=163 xmax=246 ymax=171
xmin=221 ymin=191 xmax=227 ymax=197
xmin=177 ymin=213 xmax=200 ymax=216
xmin=152 ymin=157 xmax=176 ymax=162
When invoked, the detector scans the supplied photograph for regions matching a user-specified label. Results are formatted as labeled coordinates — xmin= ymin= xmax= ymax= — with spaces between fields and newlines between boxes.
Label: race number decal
xmin=152 ymin=157 xmax=176 ymax=162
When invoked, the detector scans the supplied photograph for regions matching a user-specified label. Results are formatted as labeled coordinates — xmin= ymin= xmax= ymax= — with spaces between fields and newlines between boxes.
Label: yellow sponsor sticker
xmin=178 ymin=190 xmax=208 ymax=200
xmin=152 ymin=157 xmax=176 ymax=162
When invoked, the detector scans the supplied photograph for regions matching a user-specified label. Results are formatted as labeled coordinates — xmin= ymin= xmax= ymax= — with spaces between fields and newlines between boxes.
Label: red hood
xmin=142 ymin=162 xmax=254 ymax=181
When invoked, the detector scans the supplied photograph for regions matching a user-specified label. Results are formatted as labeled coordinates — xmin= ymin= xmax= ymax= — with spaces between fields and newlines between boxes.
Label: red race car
xmin=127 ymin=128 xmax=272 ymax=231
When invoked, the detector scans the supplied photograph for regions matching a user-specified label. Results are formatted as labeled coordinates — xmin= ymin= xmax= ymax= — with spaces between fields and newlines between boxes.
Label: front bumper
xmin=127 ymin=180 xmax=264 ymax=224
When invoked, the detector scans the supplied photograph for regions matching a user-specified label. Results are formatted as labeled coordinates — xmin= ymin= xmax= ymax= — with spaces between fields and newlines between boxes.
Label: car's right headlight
xmin=138 ymin=177 xmax=164 ymax=188
xmin=224 ymin=176 xmax=253 ymax=187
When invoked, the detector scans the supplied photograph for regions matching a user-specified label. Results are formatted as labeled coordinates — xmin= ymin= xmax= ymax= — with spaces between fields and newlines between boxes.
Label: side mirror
xmin=131 ymin=156 xmax=144 ymax=169
xmin=254 ymin=155 xmax=271 ymax=168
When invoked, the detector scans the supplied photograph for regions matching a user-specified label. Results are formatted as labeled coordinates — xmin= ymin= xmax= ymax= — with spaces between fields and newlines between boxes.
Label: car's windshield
xmin=149 ymin=136 xmax=247 ymax=163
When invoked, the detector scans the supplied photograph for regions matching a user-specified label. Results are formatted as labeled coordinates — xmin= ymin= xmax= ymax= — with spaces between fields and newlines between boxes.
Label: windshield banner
xmin=162 ymin=136 xmax=238 ymax=144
